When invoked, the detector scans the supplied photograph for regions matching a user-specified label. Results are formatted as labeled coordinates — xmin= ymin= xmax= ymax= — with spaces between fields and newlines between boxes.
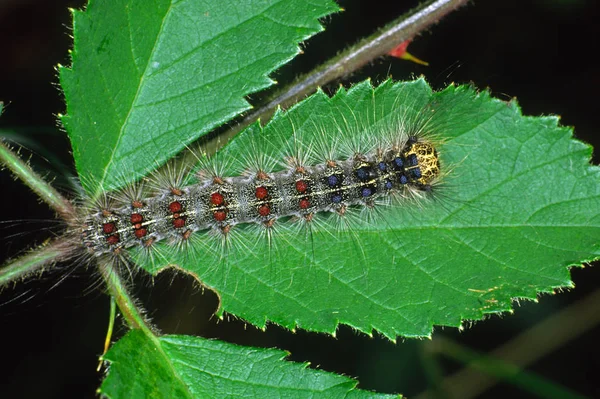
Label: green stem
xmin=0 ymin=140 xmax=75 ymax=220
xmin=98 ymin=296 xmax=117 ymax=370
xmin=0 ymin=238 xmax=73 ymax=286
xmin=96 ymin=257 xmax=154 ymax=335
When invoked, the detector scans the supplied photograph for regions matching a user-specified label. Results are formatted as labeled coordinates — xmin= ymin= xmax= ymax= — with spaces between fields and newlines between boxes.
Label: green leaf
xmin=133 ymin=79 xmax=600 ymax=339
xmin=100 ymin=330 xmax=398 ymax=399
xmin=59 ymin=0 xmax=339 ymax=195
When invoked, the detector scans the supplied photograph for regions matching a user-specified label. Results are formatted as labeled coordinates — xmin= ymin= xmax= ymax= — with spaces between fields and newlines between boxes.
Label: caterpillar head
xmin=404 ymin=141 xmax=440 ymax=189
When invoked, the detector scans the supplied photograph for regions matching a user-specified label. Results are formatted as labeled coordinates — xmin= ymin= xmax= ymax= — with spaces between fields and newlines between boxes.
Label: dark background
xmin=0 ymin=0 xmax=598 ymax=397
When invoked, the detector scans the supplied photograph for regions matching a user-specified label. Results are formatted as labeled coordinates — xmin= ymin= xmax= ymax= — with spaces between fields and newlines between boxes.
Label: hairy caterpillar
xmin=82 ymin=136 xmax=440 ymax=258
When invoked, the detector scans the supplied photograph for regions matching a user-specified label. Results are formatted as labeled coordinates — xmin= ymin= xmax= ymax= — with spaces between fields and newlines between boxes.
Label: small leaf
xmin=60 ymin=0 xmax=339 ymax=195
xmin=99 ymin=330 xmax=398 ymax=399
xmin=133 ymin=79 xmax=600 ymax=339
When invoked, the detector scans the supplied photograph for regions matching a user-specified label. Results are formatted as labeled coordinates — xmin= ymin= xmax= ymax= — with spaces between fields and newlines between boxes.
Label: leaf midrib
xmin=145 ymin=330 xmax=195 ymax=399
xmin=98 ymin=4 xmax=175 ymax=195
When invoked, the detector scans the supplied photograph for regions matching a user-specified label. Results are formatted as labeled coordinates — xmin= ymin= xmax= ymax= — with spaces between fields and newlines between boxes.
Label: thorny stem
xmin=0 ymin=237 xmax=74 ymax=287
xmin=96 ymin=258 xmax=154 ymax=335
xmin=0 ymin=140 xmax=77 ymax=286
xmin=0 ymin=139 xmax=75 ymax=220
xmin=218 ymin=0 xmax=470 ymax=143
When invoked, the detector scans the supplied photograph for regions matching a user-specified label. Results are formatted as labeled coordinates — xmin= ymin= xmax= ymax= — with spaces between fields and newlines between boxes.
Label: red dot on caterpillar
xmin=214 ymin=211 xmax=227 ymax=222
xmin=173 ymin=218 xmax=186 ymax=228
xmin=169 ymin=201 xmax=183 ymax=213
xmin=130 ymin=213 xmax=143 ymax=224
xmin=295 ymin=180 xmax=308 ymax=193
xmin=102 ymin=222 xmax=116 ymax=234
xmin=255 ymin=186 xmax=268 ymax=200
xmin=171 ymin=187 xmax=183 ymax=196
xmin=131 ymin=200 xmax=144 ymax=209
xmin=134 ymin=228 xmax=147 ymax=239
xmin=258 ymin=204 xmax=270 ymax=216
xmin=210 ymin=192 xmax=224 ymax=206
xmin=299 ymin=198 xmax=310 ymax=209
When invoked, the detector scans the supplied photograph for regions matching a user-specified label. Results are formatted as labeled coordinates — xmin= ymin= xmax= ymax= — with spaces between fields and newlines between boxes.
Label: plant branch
xmin=221 ymin=0 xmax=469 ymax=140
xmin=0 ymin=139 xmax=75 ymax=220
xmin=96 ymin=257 xmax=155 ymax=335
xmin=0 ymin=238 xmax=74 ymax=287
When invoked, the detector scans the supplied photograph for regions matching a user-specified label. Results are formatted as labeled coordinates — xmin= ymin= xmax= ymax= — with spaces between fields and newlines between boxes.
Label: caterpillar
xmin=82 ymin=135 xmax=440 ymax=258
xmin=59 ymin=79 xmax=449 ymax=278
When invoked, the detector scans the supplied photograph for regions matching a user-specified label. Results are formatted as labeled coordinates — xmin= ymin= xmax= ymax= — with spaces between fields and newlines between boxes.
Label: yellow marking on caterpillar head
xmin=404 ymin=141 xmax=440 ymax=186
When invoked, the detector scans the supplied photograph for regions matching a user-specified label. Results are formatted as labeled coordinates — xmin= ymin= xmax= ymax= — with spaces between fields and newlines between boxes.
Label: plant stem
xmin=96 ymin=257 xmax=154 ymax=335
xmin=0 ymin=139 xmax=75 ymax=220
xmin=0 ymin=238 xmax=73 ymax=287
xmin=98 ymin=296 xmax=117 ymax=370
xmin=222 ymin=0 xmax=469 ymax=139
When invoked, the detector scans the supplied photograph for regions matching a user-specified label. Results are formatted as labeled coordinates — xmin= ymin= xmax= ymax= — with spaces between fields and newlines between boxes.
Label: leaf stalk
xmin=0 ymin=140 xmax=76 ymax=220
xmin=96 ymin=258 xmax=155 ymax=335
xmin=0 ymin=238 xmax=73 ymax=287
